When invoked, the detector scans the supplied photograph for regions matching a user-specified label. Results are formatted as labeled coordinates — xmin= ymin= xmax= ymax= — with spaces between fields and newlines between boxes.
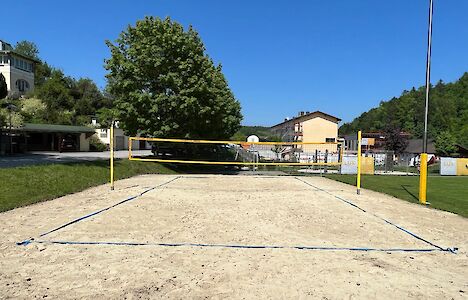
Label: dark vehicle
xmin=59 ymin=135 xmax=77 ymax=152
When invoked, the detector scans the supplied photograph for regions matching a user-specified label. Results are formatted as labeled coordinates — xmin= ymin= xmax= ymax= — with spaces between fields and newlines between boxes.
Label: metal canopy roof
xmin=19 ymin=123 xmax=96 ymax=134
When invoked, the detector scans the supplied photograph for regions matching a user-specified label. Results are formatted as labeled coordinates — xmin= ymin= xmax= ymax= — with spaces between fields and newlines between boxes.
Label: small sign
xmin=361 ymin=138 xmax=375 ymax=146
xmin=440 ymin=157 xmax=457 ymax=175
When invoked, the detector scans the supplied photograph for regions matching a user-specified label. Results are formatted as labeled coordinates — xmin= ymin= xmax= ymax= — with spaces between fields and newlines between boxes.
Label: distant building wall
xmin=0 ymin=40 xmax=37 ymax=96
xmin=95 ymin=128 xmax=149 ymax=150
xmin=302 ymin=117 xmax=338 ymax=143
xmin=79 ymin=133 xmax=90 ymax=152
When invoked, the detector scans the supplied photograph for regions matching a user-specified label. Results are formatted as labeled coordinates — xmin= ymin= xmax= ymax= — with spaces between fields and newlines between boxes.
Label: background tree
xmin=14 ymin=41 xmax=52 ymax=87
xmin=105 ymin=17 xmax=242 ymax=139
xmin=20 ymin=98 xmax=47 ymax=123
xmin=384 ymin=124 xmax=409 ymax=155
xmin=0 ymin=73 xmax=7 ymax=99
xmin=14 ymin=41 xmax=40 ymax=60
xmin=8 ymin=40 xmax=112 ymax=126
xmin=435 ymin=131 xmax=457 ymax=157
xmin=96 ymin=107 xmax=118 ymax=128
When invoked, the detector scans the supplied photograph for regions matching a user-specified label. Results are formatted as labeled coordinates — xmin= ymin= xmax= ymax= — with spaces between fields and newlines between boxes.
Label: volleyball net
xmin=128 ymin=137 xmax=344 ymax=166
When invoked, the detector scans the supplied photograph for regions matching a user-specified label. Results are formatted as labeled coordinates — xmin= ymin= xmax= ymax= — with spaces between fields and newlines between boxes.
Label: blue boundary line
xmin=295 ymin=177 xmax=457 ymax=254
xmin=16 ymin=175 xmax=457 ymax=254
xmin=30 ymin=176 xmax=181 ymax=239
xmin=17 ymin=239 xmax=447 ymax=253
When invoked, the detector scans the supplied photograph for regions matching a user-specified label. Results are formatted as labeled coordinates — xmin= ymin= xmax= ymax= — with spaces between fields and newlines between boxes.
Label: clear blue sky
xmin=2 ymin=0 xmax=468 ymax=126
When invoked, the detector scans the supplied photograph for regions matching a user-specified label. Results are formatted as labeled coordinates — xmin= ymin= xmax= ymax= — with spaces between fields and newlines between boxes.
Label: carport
xmin=17 ymin=123 xmax=96 ymax=152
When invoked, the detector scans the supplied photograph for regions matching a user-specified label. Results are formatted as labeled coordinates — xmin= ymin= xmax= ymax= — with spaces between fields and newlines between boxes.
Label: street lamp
xmin=419 ymin=0 xmax=434 ymax=205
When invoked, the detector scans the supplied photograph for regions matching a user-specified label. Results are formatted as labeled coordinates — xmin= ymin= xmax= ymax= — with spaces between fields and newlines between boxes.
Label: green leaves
xmin=14 ymin=41 xmax=39 ymax=60
xmin=340 ymin=72 xmax=468 ymax=148
xmin=435 ymin=131 xmax=457 ymax=157
xmin=105 ymin=16 xmax=242 ymax=139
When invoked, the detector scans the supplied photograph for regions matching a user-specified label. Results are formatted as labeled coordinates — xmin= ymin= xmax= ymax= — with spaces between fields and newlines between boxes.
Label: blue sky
xmin=2 ymin=0 xmax=468 ymax=126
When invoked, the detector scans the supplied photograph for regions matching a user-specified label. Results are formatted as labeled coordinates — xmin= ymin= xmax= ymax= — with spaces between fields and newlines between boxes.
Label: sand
xmin=0 ymin=174 xmax=467 ymax=299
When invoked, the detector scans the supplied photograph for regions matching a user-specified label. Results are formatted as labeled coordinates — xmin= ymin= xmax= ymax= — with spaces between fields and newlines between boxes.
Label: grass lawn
xmin=325 ymin=174 xmax=468 ymax=217
xmin=0 ymin=160 xmax=176 ymax=213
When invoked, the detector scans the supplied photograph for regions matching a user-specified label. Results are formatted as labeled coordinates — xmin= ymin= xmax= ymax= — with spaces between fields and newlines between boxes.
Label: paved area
xmin=0 ymin=150 xmax=152 ymax=168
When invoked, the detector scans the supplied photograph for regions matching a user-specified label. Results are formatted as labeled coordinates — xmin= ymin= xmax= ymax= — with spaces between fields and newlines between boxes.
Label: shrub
xmin=89 ymin=135 xmax=107 ymax=152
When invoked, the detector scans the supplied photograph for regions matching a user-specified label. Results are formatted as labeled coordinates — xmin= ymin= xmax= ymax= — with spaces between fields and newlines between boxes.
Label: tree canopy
xmin=14 ymin=41 xmax=40 ymax=60
xmin=105 ymin=17 xmax=242 ymax=139
xmin=340 ymin=72 xmax=468 ymax=153
xmin=8 ymin=41 xmax=112 ymax=126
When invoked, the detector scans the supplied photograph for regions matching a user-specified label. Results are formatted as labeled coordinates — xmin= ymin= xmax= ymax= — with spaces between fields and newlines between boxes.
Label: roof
xmin=0 ymin=40 xmax=40 ymax=63
xmin=404 ymin=139 xmax=436 ymax=154
xmin=0 ymin=51 xmax=41 ymax=63
xmin=19 ymin=123 xmax=96 ymax=134
xmin=271 ymin=111 xmax=341 ymax=129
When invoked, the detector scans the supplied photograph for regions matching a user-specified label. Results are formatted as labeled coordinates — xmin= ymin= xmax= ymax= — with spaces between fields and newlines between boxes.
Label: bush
xmin=89 ymin=136 xmax=107 ymax=152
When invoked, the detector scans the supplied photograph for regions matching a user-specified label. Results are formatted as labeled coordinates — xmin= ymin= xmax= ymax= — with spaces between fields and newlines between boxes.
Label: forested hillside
xmin=339 ymin=73 xmax=468 ymax=147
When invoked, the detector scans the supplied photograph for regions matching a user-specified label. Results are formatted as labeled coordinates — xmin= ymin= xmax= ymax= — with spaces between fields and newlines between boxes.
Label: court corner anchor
xmin=447 ymin=247 xmax=458 ymax=254
xmin=17 ymin=239 xmax=33 ymax=246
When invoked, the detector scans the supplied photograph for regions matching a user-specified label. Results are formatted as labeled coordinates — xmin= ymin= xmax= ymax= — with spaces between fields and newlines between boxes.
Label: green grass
xmin=393 ymin=163 xmax=440 ymax=174
xmin=325 ymin=174 xmax=468 ymax=217
xmin=0 ymin=160 xmax=176 ymax=213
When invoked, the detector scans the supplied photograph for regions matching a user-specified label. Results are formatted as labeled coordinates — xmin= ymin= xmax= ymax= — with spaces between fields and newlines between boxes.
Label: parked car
xmin=59 ymin=135 xmax=77 ymax=152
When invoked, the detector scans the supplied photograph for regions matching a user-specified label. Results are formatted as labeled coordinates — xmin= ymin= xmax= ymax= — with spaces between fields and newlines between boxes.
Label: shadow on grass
xmin=400 ymin=184 xmax=419 ymax=203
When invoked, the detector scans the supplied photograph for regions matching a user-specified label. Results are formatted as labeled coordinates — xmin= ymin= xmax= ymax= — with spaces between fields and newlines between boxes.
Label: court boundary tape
xmin=295 ymin=177 xmax=457 ymax=254
xmin=16 ymin=175 xmax=456 ymax=254
xmin=18 ymin=239 xmax=447 ymax=253
xmin=17 ymin=176 xmax=181 ymax=245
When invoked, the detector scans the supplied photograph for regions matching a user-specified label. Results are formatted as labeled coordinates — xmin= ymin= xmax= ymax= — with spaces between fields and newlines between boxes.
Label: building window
xmin=326 ymin=138 xmax=336 ymax=143
xmin=12 ymin=57 xmax=33 ymax=72
xmin=0 ymin=55 xmax=9 ymax=64
xmin=15 ymin=79 xmax=30 ymax=92
xmin=100 ymin=129 xmax=108 ymax=138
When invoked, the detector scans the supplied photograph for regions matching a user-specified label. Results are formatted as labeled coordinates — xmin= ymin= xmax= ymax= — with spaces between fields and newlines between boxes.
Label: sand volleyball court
xmin=1 ymin=175 xmax=467 ymax=298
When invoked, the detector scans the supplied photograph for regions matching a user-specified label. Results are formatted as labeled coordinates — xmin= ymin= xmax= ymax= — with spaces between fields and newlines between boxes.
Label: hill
xmin=339 ymin=72 xmax=468 ymax=147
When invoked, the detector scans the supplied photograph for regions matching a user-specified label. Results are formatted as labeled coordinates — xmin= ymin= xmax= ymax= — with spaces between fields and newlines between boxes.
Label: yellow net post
xmin=128 ymin=137 xmax=133 ymax=160
xmin=419 ymin=153 xmax=428 ymax=204
xmin=356 ymin=130 xmax=362 ymax=195
xmin=110 ymin=121 xmax=114 ymax=191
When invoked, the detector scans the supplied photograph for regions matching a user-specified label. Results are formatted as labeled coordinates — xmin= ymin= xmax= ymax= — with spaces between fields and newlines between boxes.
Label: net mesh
xmin=129 ymin=137 xmax=343 ymax=166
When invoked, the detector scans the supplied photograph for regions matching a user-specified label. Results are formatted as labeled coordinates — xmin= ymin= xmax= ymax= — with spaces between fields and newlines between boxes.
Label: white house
xmin=0 ymin=40 xmax=38 ymax=96
xmin=92 ymin=120 xmax=150 ymax=151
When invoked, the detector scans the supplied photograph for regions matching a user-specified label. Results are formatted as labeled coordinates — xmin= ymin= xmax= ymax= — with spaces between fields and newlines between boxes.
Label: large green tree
xmin=105 ymin=17 xmax=242 ymax=139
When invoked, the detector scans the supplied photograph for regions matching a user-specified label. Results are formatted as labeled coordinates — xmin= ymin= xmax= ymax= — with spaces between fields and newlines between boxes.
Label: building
xmin=0 ymin=40 xmax=39 ymax=96
xmin=343 ymin=131 xmax=411 ymax=152
xmin=400 ymin=139 xmax=436 ymax=166
xmin=2 ymin=123 xmax=95 ymax=154
xmin=271 ymin=111 xmax=341 ymax=143
xmin=95 ymin=127 xmax=150 ymax=151
xmin=92 ymin=120 xmax=149 ymax=151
